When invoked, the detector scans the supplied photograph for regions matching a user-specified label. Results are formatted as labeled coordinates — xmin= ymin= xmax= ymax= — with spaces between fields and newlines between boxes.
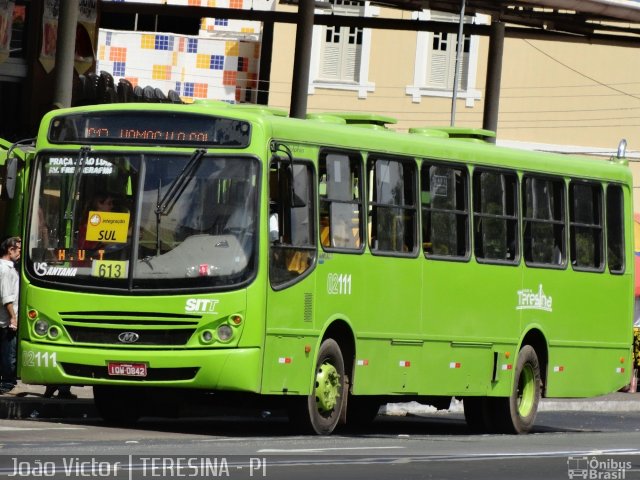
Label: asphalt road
xmin=1 ymin=409 xmax=639 ymax=479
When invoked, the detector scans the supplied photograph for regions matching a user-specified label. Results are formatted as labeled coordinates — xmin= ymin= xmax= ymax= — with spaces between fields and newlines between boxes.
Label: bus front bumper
xmin=18 ymin=341 xmax=262 ymax=392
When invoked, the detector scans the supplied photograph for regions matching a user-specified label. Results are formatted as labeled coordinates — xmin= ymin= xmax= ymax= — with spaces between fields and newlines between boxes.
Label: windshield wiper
xmin=153 ymin=149 xmax=205 ymax=256
xmin=63 ymin=147 xmax=90 ymax=248
xmin=155 ymin=149 xmax=206 ymax=216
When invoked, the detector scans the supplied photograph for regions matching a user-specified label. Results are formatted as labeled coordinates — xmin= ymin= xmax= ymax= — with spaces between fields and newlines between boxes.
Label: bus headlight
xmin=201 ymin=330 xmax=214 ymax=343
xmin=34 ymin=320 xmax=49 ymax=336
xmin=216 ymin=324 xmax=233 ymax=342
xmin=48 ymin=327 xmax=60 ymax=339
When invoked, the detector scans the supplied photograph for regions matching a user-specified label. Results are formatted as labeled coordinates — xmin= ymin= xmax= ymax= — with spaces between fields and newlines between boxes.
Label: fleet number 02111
xmin=22 ymin=351 xmax=57 ymax=368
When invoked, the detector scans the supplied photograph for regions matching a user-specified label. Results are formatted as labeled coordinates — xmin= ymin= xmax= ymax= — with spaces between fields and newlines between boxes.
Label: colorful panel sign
xmin=97 ymin=28 xmax=260 ymax=103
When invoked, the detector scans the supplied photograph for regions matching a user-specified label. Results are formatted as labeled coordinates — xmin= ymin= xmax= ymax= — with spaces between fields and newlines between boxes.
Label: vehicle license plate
xmin=107 ymin=362 xmax=147 ymax=377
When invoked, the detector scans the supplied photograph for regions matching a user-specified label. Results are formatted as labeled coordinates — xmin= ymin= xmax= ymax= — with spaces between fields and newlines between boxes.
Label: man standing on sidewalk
xmin=0 ymin=236 xmax=20 ymax=394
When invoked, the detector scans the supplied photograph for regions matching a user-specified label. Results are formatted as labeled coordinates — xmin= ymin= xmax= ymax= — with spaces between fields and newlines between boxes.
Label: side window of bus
xmin=522 ymin=175 xmax=565 ymax=267
xmin=421 ymin=162 xmax=469 ymax=259
xmin=318 ymin=151 xmax=363 ymax=251
xmin=569 ymin=181 xmax=604 ymax=271
xmin=269 ymin=160 xmax=316 ymax=288
xmin=473 ymin=169 xmax=518 ymax=263
xmin=606 ymin=184 xmax=625 ymax=274
xmin=367 ymin=157 xmax=418 ymax=255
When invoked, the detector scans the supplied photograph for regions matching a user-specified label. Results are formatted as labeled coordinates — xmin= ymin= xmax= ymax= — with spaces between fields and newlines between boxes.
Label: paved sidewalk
xmin=0 ymin=382 xmax=95 ymax=420
xmin=539 ymin=392 xmax=640 ymax=412
xmin=378 ymin=392 xmax=640 ymax=417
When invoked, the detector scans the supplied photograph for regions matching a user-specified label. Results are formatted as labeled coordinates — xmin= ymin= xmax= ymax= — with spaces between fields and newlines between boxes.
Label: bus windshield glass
xmin=27 ymin=152 xmax=259 ymax=291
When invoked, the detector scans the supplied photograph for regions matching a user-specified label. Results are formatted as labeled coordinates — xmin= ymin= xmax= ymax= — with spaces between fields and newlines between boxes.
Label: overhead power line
xmin=523 ymin=39 xmax=640 ymax=103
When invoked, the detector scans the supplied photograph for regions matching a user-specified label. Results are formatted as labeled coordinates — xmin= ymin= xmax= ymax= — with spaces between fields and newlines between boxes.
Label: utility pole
xmin=482 ymin=20 xmax=505 ymax=142
xmin=290 ymin=0 xmax=315 ymax=119
xmin=51 ymin=1 xmax=79 ymax=108
xmin=450 ymin=0 xmax=466 ymax=126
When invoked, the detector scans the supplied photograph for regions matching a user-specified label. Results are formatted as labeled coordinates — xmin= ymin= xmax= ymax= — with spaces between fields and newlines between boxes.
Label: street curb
xmin=0 ymin=397 xmax=96 ymax=420
xmin=538 ymin=400 xmax=640 ymax=412
xmin=2 ymin=394 xmax=639 ymax=420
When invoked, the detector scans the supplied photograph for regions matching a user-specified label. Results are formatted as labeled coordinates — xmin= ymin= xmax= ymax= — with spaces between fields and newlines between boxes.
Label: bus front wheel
xmin=289 ymin=338 xmax=346 ymax=435
xmin=492 ymin=345 xmax=542 ymax=434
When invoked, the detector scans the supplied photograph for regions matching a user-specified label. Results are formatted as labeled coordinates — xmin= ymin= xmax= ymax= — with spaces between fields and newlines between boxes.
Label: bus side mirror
xmin=3 ymin=156 xmax=19 ymax=200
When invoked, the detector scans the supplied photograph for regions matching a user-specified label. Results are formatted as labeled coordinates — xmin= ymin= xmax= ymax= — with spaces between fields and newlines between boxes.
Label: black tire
xmin=463 ymin=396 xmax=492 ymax=433
xmin=289 ymin=338 xmax=346 ymax=435
xmin=491 ymin=345 xmax=542 ymax=434
xmin=93 ymin=386 xmax=144 ymax=424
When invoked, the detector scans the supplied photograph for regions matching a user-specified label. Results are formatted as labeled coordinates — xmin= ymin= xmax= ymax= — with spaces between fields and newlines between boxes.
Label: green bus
xmin=15 ymin=102 xmax=634 ymax=434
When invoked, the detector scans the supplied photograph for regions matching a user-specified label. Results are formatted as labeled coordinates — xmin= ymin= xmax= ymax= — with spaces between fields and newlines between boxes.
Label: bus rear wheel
xmin=289 ymin=338 xmax=346 ymax=435
xmin=492 ymin=345 xmax=542 ymax=434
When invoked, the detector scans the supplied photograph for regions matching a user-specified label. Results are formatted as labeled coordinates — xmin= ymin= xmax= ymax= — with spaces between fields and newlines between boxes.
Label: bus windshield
xmin=26 ymin=151 xmax=259 ymax=291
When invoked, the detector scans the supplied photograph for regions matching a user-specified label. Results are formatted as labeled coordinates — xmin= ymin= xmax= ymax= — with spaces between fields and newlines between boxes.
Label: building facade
xmin=1 ymin=0 xmax=639 ymax=204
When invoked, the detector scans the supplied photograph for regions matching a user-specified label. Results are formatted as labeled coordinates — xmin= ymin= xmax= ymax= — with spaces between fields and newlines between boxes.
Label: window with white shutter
xmin=406 ymin=10 xmax=483 ymax=105
xmin=319 ymin=24 xmax=362 ymax=82
xmin=427 ymin=31 xmax=470 ymax=90
xmin=309 ymin=0 xmax=376 ymax=98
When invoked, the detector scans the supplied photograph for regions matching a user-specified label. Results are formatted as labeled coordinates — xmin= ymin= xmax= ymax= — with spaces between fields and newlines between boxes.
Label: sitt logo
xmin=185 ymin=299 xmax=220 ymax=314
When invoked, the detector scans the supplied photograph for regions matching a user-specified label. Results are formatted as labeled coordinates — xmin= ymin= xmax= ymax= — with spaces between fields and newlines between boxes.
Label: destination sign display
xmin=47 ymin=111 xmax=251 ymax=147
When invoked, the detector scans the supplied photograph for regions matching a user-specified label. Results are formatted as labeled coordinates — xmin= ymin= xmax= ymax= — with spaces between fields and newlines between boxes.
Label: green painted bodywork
xmin=16 ymin=103 xmax=634 ymax=404
xmin=425 ymin=126 xmax=497 ymax=141
xmin=0 ymin=141 xmax=30 ymax=238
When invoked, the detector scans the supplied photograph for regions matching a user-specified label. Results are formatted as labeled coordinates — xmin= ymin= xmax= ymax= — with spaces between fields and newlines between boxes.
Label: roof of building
xmin=366 ymin=0 xmax=640 ymax=43
xmin=101 ymin=1 xmax=640 ymax=45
